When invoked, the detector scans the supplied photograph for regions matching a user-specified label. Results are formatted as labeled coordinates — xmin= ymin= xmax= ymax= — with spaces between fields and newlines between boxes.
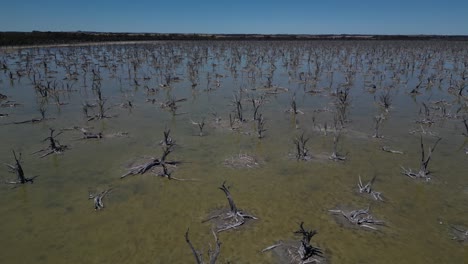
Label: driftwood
xmin=121 ymin=146 xmax=181 ymax=178
xmin=89 ymin=188 xmax=112 ymax=210
xmin=262 ymin=222 xmax=325 ymax=264
xmin=33 ymin=128 xmax=68 ymax=158
xmin=358 ymin=175 xmax=383 ymax=201
xmin=450 ymin=226 xmax=467 ymax=243
xmin=409 ymin=125 xmax=438 ymax=137
xmin=203 ymin=182 xmax=257 ymax=233
xmin=381 ymin=146 xmax=403 ymax=154
xmin=223 ymin=153 xmax=260 ymax=169
xmin=1 ymin=101 xmax=22 ymax=108
xmin=185 ymin=229 xmax=221 ymax=264
xmin=4 ymin=150 xmax=37 ymax=184
xmin=401 ymin=136 xmax=442 ymax=180
xmin=329 ymin=206 xmax=384 ymax=230
xmin=77 ymin=127 xmax=103 ymax=139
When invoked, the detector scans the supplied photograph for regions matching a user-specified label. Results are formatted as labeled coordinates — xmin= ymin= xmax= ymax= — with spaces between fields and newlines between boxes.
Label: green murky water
xmin=0 ymin=41 xmax=467 ymax=263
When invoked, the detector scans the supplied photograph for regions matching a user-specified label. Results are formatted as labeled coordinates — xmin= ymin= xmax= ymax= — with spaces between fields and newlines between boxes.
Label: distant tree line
xmin=1 ymin=31 xmax=467 ymax=46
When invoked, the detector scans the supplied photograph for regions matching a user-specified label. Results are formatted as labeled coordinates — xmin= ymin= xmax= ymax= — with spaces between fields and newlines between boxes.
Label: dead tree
xmin=233 ymin=92 xmax=244 ymax=122
xmin=251 ymin=95 xmax=265 ymax=121
xmin=210 ymin=110 xmax=221 ymax=124
xmin=160 ymin=128 xmax=175 ymax=147
xmin=262 ymin=222 xmax=325 ymax=264
xmin=122 ymin=128 xmax=182 ymax=179
xmin=417 ymin=102 xmax=434 ymax=125
xmin=89 ymin=188 xmax=112 ymax=210
xmin=256 ymin=114 xmax=266 ymax=139
xmin=12 ymin=103 xmax=51 ymax=124
xmin=160 ymin=97 xmax=187 ymax=115
xmin=203 ymin=182 xmax=257 ymax=233
xmin=329 ymin=129 xmax=346 ymax=161
xmin=335 ymin=86 xmax=351 ymax=125
xmin=293 ymin=133 xmax=311 ymax=161
xmin=191 ymin=118 xmax=206 ymax=136
xmin=121 ymin=145 xmax=181 ymax=179
xmin=463 ymin=117 xmax=468 ymax=136
xmin=286 ymin=94 xmax=304 ymax=115
xmin=358 ymin=175 xmax=383 ymax=201
xmin=5 ymin=150 xmax=37 ymax=184
xmin=378 ymin=90 xmax=393 ymax=112
xmin=373 ymin=114 xmax=385 ymax=138
xmin=185 ymin=229 xmax=221 ymax=264
xmin=33 ymin=128 xmax=68 ymax=158
xmin=401 ymin=136 xmax=442 ymax=180
xmin=294 ymin=222 xmax=323 ymax=261
xmin=87 ymin=85 xmax=112 ymax=121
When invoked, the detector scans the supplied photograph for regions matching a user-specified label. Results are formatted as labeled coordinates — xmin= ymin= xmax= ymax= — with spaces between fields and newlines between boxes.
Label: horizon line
xmin=2 ymin=31 xmax=468 ymax=37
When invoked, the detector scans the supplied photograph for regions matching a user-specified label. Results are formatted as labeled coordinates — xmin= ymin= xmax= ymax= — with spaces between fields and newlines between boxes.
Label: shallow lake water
xmin=0 ymin=41 xmax=467 ymax=263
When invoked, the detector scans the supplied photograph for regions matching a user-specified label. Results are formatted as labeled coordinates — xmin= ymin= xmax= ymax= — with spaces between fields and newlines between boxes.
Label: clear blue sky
xmin=2 ymin=0 xmax=467 ymax=35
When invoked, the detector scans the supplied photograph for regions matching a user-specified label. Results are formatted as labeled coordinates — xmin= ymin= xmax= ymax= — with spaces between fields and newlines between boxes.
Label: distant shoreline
xmin=1 ymin=31 xmax=468 ymax=47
